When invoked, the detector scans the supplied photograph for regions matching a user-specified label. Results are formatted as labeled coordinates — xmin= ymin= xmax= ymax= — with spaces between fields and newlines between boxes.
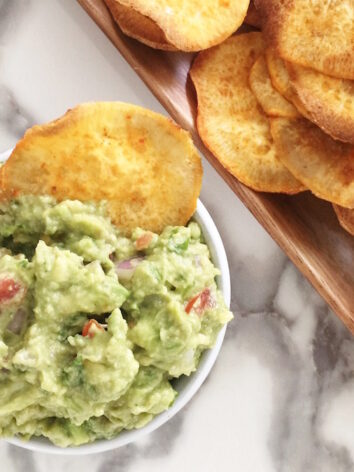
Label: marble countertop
xmin=1 ymin=1 xmax=354 ymax=471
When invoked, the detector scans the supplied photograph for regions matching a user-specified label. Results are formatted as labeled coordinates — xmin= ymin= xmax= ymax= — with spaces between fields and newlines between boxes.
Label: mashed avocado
xmin=0 ymin=196 xmax=232 ymax=447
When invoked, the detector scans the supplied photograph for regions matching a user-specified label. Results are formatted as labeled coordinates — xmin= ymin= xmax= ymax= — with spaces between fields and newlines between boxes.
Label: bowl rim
xmin=0 ymin=148 xmax=231 ymax=455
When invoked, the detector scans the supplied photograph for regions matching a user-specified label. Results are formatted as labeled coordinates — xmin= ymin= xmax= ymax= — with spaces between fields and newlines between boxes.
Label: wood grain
xmin=78 ymin=0 xmax=354 ymax=332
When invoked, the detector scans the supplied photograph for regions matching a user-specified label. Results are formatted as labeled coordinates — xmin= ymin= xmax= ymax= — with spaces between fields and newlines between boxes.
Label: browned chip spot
xmin=190 ymin=32 xmax=304 ymax=194
xmin=333 ymin=205 xmax=354 ymax=236
xmin=244 ymin=0 xmax=261 ymax=28
xmin=270 ymin=117 xmax=354 ymax=208
xmin=1 ymin=102 xmax=203 ymax=235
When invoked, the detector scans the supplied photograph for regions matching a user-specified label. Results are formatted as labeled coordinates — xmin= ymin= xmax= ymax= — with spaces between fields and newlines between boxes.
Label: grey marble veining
xmin=0 ymin=0 xmax=36 ymax=149
xmin=1 ymin=2 xmax=353 ymax=471
xmin=0 ymin=84 xmax=34 ymax=142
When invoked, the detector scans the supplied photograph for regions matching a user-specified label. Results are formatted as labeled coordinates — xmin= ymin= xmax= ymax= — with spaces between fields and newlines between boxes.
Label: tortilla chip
xmin=244 ymin=1 xmax=261 ymax=29
xmin=270 ymin=117 xmax=354 ymax=208
xmin=0 ymin=167 xmax=4 ymax=200
xmin=1 ymin=102 xmax=203 ymax=234
xmin=287 ymin=63 xmax=354 ymax=144
xmin=255 ymin=0 xmax=354 ymax=80
xmin=249 ymin=55 xmax=299 ymax=118
xmin=104 ymin=0 xmax=176 ymax=51
xmin=117 ymin=0 xmax=250 ymax=51
xmin=333 ymin=205 xmax=354 ymax=236
xmin=265 ymin=48 xmax=310 ymax=118
xmin=190 ymin=33 xmax=304 ymax=194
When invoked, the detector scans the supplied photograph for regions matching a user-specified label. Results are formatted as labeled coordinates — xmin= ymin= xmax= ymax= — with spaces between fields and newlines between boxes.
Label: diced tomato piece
xmin=82 ymin=319 xmax=104 ymax=338
xmin=135 ymin=232 xmax=153 ymax=251
xmin=185 ymin=293 xmax=201 ymax=314
xmin=185 ymin=288 xmax=214 ymax=316
xmin=0 ymin=277 xmax=22 ymax=304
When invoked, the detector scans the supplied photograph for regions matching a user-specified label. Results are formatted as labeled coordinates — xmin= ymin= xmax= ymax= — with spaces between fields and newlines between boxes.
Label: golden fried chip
xmin=270 ymin=118 xmax=354 ymax=208
xmin=190 ymin=33 xmax=304 ymax=194
xmin=244 ymin=1 xmax=261 ymax=29
xmin=249 ymin=55 xmax=299 ymax=118
xmin=0 ymin=167 xmax=4 ymax=200
xmin=265 ymin=48 xmax=293 ymax=99
xmin=333 ymin=205 xmax=354 ymax=236
xmin=117 ymin=0 xmax=250 ymax=51
xmin=265 ymin=48 xmax=310 ymax=118
xmin=104 ymin=0 xmax=176 ymax=51
xmin=287 ymin=63 xmax=354 ymax=144
xmin=255 ymin=0 xmax=354 ymax=79
xmin=1 ymin=102 xmax=202 ymax=234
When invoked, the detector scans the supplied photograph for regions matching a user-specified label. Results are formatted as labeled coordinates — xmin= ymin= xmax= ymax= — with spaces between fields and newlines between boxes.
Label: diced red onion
xmin=194 ymin=255 xmax=202 ymax=268
xmin=7 ymin=308 xmax=27 ymax=334
xmin=115 ymin=257 xmax=144 ymax=281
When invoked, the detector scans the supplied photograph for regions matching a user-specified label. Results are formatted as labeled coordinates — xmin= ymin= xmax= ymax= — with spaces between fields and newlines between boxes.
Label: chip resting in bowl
xmin=107 ymin=0 xmax=250 ymax=51
xmin=255 ymin=0 xmax=354 ymax=80
xmin=270 ymin=118 xmax=354 ymax=208
xmin=0 ymin=102 xmax=202 ymax=234
xmin=0 ymin=103 xmax=234 ymax=447
xmin=190 ymin=32 xmax=304 ymax=194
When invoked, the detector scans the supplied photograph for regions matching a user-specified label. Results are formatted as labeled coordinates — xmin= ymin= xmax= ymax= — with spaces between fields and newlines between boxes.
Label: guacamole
xmin=0 ymin=196 xmax=232 ymax=447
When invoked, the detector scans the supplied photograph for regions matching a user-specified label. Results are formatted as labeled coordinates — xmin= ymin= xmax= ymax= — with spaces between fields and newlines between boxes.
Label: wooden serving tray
xmin=78 ymin=0 xmax=354 ymax=331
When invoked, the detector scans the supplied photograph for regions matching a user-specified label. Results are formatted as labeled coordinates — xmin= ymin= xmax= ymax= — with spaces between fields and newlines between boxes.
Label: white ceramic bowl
xmin=0 ymin=149 xmax=230 ymax=455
